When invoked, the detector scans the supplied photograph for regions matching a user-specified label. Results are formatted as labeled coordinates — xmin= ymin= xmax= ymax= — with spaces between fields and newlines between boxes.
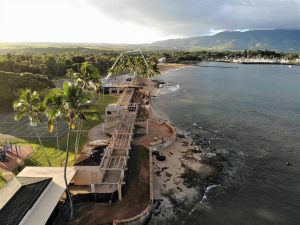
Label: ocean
xmin=153 ymin=62 xmax=300 ymax=225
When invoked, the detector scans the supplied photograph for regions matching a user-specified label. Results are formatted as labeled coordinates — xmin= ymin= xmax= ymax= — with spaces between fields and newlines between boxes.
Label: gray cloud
xmin=89 ymin=0 xmax=300 ymax=37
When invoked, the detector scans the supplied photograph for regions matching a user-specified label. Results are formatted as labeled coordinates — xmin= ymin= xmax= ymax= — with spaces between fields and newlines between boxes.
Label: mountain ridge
xmin=151 ymin=29 xmax=300 ymax=52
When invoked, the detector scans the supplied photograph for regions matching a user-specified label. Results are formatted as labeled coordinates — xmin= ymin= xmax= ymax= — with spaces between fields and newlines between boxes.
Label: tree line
xmin=0 ymin=50 xmax=298 ymax=80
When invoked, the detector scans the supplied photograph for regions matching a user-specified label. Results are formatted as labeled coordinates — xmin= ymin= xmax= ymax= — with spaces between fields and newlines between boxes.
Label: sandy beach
xmin=158 ymin=63 xmax=192 ymax=73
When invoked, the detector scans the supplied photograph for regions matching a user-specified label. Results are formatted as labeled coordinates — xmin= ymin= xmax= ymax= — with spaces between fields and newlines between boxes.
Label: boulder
xmin=156 ymin=155 xmax=166 ymax=161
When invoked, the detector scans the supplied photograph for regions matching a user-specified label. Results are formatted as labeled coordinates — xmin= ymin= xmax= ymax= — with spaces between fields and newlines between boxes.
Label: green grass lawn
xmin=10 ymin=94 xmax=118 ymax=170
xmin=82 ymin=94 xmax=118 ymax=130
xmin=127 ymin=145 xmax=149 ymax=185
xmin=0 ymin=173 xmax=6 ymax=189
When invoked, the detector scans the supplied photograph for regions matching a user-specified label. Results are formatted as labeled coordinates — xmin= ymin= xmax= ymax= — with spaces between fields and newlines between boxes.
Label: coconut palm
xmin=68 ymin=62 xmax=100 ymax=92
xmin=147 ymin=57 xmax=160 ymax=78
xmin=60 ymin=81 xmax=100 ymax=219
xmin=13 ymin=89 xmax=52 ymax=166
xmin=43 ymin=88 xmax=64 ymax=152
xmin=67 ymin=62 xmax=101 ymax=158
xmin=55 ymin=55 xmax=65 ymax=78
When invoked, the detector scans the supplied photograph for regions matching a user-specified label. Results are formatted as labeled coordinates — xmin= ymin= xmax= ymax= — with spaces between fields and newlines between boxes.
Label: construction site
xmin=0 ymin=50 xmax=177 ymax=225
xmin=71 ymin=87 xmax=146 ymax=201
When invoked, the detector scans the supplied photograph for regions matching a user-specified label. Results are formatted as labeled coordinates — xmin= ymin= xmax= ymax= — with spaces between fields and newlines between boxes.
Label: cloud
xmin=89 ymin=0 xmax=300 ymax=37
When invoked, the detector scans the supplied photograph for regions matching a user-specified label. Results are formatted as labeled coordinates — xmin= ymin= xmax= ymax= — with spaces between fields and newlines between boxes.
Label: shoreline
xmin=149 ymin=77 xmax=226 ymax=224
xmin=158 ymin=63 xmax=196 ymax=74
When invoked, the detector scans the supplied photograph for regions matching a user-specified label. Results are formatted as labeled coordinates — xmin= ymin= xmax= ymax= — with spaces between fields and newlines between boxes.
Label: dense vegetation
xmin=0 ymin=49 xmax=298 ymax=77
xmin=0 ymin=47 xmax=298 ymax=111
xmin=160 ymin=49 xmax=299 ymax=62
xmin=0 ymin=53 xmax=117 ymax=78
xmin=0 ymin=71 xmax=55 ymax=111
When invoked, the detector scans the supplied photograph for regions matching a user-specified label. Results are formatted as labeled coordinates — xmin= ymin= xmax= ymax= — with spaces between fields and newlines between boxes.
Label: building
xmin=0 ymin=167 xmax=75 ymax=225
xmin=71 ymin=88 xmax=138 ymax=202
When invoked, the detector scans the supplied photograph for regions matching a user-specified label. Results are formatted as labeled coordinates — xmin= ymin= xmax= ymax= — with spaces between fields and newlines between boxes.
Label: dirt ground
xmin=70 ymin=118 xmax=175 ymax=224
xmin=134 ymin=120 xmax=174 ymax=148
xmin=88 ymin=123 xmax=110 ymax=142
xmin=71 ymin=147 xmax=150 ymax=225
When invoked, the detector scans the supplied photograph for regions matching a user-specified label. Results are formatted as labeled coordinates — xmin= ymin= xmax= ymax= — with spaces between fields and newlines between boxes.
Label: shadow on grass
xmin=3 ymin=94 xmax=118 ymax=170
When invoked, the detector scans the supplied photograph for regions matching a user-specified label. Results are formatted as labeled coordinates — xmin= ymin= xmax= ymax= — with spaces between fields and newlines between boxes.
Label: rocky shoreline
xmin=149 ymin=81 xmax=228 ymax=224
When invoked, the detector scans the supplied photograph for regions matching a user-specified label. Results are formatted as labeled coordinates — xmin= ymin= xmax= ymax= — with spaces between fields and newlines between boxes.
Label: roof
xmin=0 ymin=167 xmax=76 ymax=225
xmin=0 ymin=177 xmax=52 ymax=225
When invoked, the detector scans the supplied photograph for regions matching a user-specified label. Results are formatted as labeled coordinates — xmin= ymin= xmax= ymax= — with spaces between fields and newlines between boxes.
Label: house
xmin=0 ymin=167 xmax=75 ymax=225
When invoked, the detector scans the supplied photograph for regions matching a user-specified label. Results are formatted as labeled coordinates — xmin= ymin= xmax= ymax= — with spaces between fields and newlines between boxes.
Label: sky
xmin=0 ymin=0 xmax=299 ymax=44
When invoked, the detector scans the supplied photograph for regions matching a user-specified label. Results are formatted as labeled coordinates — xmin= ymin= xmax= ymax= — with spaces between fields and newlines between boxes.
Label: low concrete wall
xmin=149 ymin=120 xmax=176 ymax=151
xmin=113 ymin=148 xmax=153 ymax=225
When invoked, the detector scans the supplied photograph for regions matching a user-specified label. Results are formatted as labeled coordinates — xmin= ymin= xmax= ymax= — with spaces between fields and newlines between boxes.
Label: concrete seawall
xmin=149 ymin=119 xmax=176 ymax=151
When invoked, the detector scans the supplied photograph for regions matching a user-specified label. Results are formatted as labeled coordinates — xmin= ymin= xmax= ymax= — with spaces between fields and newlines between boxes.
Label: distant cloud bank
xmin=90 ymin=0 xmax=300 ymax=37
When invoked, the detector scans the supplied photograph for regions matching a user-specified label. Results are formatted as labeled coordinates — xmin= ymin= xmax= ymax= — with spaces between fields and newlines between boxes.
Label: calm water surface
xmin=153 ymin=62 xmax=300 ymax=225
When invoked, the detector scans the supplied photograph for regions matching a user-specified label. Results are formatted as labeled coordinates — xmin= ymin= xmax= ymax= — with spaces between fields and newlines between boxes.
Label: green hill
xmin=0 ymin=71 xmax=55 ymax=112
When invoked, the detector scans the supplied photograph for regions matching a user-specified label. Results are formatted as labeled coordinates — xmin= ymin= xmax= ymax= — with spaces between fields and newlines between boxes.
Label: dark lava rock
xmin=211 ymin=153 xmax=227 ymax=162
xmin=155 ymin=171 xmax=161 ymax=176
xmin=192 ymin=149 xmax=202 ymax=153
xmin=177 ymin=133 xmax=186 ymax=139
xmin=161 ymin=167 xmax=169 ymax=171
xmin=153 ymin=199 xmax=162 ymax=209
xmin=166 ymin=172 xmax=172 ymax=177
xmin=156 ymin=155 xmax=166 ymax=161
xmin=152 ymin=151 xmax=160 ymax=156
xmin=153 ymin=209 xmax=161 ymax=216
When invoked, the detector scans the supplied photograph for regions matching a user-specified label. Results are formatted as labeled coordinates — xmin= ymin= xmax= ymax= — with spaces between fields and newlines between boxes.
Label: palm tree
xmin=68 ymin=62 xmax=100 ymax=92
xmin=67 ymin=62 xmax=100 ymax=158
xmin=13 ymin=89 xmax=52 ymax=166
xmin=55 ymin=56 xmax=63 ymax=78
xmin=43 ymin=88 xmax=64 ymax=152
xmin=147 ymin=57 xmax=160 ymax=78
xmin=60 ymin=81 xmax=100 ymax=219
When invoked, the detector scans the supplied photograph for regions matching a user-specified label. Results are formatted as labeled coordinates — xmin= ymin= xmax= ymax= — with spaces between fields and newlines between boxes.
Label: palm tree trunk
xmin=74 ymin=119 xmax=82 ymax=161
xmin=76 ymin=120 xmax=83 ymax=155
xmin=34 ymin=125 xmax=51 ymax=167
xmin=64 ymin=125 xmax=74 ymax=219
xmin=56 ymin=119 xmax=60 ymax=152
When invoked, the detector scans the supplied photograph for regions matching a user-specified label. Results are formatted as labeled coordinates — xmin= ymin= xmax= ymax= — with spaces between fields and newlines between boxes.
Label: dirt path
xmin=87 ymin=123 xmax=110 ymax=142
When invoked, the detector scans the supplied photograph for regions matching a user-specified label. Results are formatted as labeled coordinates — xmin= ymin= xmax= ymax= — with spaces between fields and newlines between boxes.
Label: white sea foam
xmin=199 ymin=184 xmax=220 ymax=204
xmin=188 ymin=185 xmax=220 ymax=214
xmin=180 ymin=185 xmax=220 ymax=225
xmin=157 ymin=84 xmax=180 ymax=95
